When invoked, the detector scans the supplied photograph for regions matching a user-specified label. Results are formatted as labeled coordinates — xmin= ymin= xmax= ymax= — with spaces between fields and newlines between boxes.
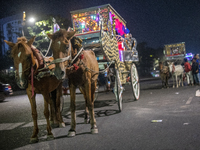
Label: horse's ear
xmin=67 ymin=31 xmax=76 ymax=39
xmin=47 ymin=33 xmax=53 ymax=39
xmin=27 ymin=36 xmax=36 ymax=47
xmin=4 ymin=40 xmax=15 ymax=48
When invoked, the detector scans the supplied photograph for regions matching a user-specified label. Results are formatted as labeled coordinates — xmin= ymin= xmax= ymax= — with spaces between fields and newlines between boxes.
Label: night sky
xmin=1 ymin=0 xmax=200 ymax=54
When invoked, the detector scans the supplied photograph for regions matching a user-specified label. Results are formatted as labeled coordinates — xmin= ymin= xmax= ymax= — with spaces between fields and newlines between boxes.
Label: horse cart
xmin=70 ymin=4 xmax=140 ymax=112
xmin=162 ymin=42 xmax=186 ymax=88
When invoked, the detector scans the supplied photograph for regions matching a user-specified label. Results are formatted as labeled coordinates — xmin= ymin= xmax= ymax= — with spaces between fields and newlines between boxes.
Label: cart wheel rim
xmin=115 ymin=70 xmax=123 ymax=111
xmin=131 ymin=64 xmax=140 ymax=100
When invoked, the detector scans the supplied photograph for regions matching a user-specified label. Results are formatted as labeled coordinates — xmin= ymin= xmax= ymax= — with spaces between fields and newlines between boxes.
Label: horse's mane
xmin=17 ymin=37 xmax=27 ymax=43
xmin=11 ymin=37 xmax=31 ymax=57
xmin=52 ymin=29 xmax=67 ymax=40
xmin=52 ymin=29 xmax=82 ymax=51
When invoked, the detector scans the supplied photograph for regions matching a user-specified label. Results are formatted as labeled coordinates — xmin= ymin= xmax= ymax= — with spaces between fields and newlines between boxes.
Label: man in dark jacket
xmin=192 ymin=58 xmax=199 ymax=85
xmin=194 ymin=54 xmax=200 ymax=83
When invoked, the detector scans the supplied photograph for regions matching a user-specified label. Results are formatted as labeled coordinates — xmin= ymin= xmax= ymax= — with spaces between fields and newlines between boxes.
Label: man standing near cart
xmin=184 ymin=58 xmax=193 ymax=86
xmin=192 ymin=58 xmax=199 ymax=85
xmin=194 ymin=54 xmax=200 ymax=83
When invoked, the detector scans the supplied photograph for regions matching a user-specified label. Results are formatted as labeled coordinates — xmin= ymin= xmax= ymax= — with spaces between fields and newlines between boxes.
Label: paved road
xmin=0 ymin=78 xmax=200 ymax=150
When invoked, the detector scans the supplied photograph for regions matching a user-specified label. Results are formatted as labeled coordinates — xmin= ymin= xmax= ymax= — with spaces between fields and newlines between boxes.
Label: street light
xmin=29 ymin=17 xmax=35 ymax=23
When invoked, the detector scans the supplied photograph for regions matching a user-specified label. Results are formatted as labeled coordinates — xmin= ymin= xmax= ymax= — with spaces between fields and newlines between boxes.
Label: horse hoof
xmin=91 ymin=127 xmax=98 ymax=134
xmin=50 ymin=121 xmax=59 ymax=128
xmin=84 ymin=119 xmax=90 ymax=124
xmin=47 ymin=134 xmax=54 ymax=141
xmin=29 ymin=137 xmax=39 ymax=144
xmin=59 ymin=122 xmax=65 ymax=128
xmin=68 ymin=130 xmax=76 ymax=137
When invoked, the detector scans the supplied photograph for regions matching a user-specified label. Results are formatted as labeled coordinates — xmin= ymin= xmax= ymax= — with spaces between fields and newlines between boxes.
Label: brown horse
xmin=159 ymin=61 xmax=170 ymax=88
xmin=47 ymin=29 xmax=99 ymax=136
xmin=4 ymin=37 xmax=65 ymax=143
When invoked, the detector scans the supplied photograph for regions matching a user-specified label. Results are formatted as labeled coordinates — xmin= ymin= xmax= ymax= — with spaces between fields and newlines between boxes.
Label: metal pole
xmin=22 ymin=11 xmax=26 ymax=36
xmin=52 ymin=17 xmax=56 ymax=33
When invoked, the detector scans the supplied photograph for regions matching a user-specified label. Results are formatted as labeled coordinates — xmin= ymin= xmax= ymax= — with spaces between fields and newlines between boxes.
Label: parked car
xmin=0 ymin=82 xmax=13 ymax=102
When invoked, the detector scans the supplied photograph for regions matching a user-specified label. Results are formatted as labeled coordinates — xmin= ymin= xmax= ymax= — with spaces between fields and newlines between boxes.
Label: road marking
xmin=22 ymin=119 xmax=47 ymax=127
xmin=0 ymin=122 xmax=25 ymax=130
xmin=186 ymin=97 xmax=193 ymax=105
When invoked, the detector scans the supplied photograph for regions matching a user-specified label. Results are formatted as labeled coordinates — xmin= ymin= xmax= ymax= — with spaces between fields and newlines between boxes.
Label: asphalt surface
xmin=0 ymin=78 xmax=200 ymax=150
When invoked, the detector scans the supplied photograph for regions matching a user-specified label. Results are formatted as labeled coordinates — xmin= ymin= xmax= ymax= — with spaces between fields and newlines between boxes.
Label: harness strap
xmin=172 ymin=64 xmax=175 ymax=73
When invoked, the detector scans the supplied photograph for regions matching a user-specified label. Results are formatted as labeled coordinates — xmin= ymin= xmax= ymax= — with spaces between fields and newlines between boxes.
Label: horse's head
xmin=47 ymin=29 xmax=76 ymax=80
xmin=167 ymin=62 xmax=174 ymax=73
xmin=4 ymin=36 xmax=36 ymax=89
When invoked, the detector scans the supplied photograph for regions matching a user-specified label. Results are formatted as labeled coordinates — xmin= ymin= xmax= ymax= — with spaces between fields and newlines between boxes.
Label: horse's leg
xmin=68 ymin=84 xmax=76 ymax=137
xmin=49 ymin=101 xmax=55 ymax=125
xmin=87 ymin=79 xmax=98 ymax=134
xmin=176 ymin=75 xmax=178 ymax=88
xmin=172 ymin=75 xmax=175 ymax=88
xmin=181 ymin=73 xmax=184 ymax=86
xmin=164 ymin=75 xmax=167 ymax=88
xmin=55 ymin=83 xmax=65 ymax=127
xmin=166 ymin=76 xmax=169 ymax=88
xmin=43 ymin=95 xmax=54 ymax=140
xmin=49 ymin=90 xmax=59 ymax=127
xmin=26 ymin=89 xmax=39 ymax=143
xmin=79 ymin=87 xmax=89 ymax=124
xmin=161 ymin=77 xmax=164 ymax=89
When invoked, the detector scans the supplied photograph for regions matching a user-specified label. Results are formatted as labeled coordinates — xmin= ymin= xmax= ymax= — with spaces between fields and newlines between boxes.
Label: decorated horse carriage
xmin=164 ymin=42 xmax=186 ymax=63
xmin=3 ymin=4 xmax=140 ymax=141
xmin=70 ymin=4 xmax=140 ymax=111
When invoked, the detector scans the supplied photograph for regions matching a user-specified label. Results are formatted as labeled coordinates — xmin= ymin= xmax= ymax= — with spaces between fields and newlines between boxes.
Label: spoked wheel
xmin=130 ymin=63 xmax=140 ymax=100
xmin=94 ymin=81 xmax=99 ymax=101
xmin=114 ymin=70 xmax=123 ymax=112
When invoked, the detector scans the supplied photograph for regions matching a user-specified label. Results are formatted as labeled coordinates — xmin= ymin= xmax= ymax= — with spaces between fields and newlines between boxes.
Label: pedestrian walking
xmin=184 ymin=58 xmax=193 ymax=86
xmin=192 ymin=58 xmax=199 ymax=85
xmin=194 ymin=54 xmax=200 ymax=83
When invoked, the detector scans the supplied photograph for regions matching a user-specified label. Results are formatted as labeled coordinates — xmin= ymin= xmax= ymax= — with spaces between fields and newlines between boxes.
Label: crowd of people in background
xmin=184 ymin=54 xmax=200 ymax=86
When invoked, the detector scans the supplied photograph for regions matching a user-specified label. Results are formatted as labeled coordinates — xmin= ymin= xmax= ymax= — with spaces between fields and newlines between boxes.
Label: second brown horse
xmin=48 ymin=29 xmax=99 ymax=136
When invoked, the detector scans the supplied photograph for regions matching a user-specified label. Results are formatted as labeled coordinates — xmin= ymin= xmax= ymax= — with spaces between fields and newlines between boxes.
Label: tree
xmin=137 ymin=42 xmax=164 ymax=77
xmin=24 ymin=15 xmax=71 ymax=55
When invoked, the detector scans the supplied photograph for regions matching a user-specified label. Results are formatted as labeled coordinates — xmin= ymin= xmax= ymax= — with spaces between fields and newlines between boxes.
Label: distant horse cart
xmin=47 ymin=4 xmax=140 ymax=136
xmin=162 ymin=42 xmax=185 ymax=88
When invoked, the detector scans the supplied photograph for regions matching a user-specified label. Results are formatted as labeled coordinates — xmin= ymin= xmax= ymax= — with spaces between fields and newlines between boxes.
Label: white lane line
xmin=186 ymin=97 xmax=193 ymax=105
xmin=0 ymin=122 xmax=25 ymax=130
xmin=22 ymin=119 xmax=47 ymax=127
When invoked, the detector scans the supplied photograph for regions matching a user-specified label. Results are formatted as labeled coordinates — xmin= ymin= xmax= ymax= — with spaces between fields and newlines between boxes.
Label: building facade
xmin=0 ymin=14 xmax=23 ymax=56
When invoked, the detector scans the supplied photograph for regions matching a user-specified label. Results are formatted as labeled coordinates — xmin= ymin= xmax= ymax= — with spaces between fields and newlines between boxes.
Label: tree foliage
xmin=24 ymin=15 xmax=70 ymax=55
